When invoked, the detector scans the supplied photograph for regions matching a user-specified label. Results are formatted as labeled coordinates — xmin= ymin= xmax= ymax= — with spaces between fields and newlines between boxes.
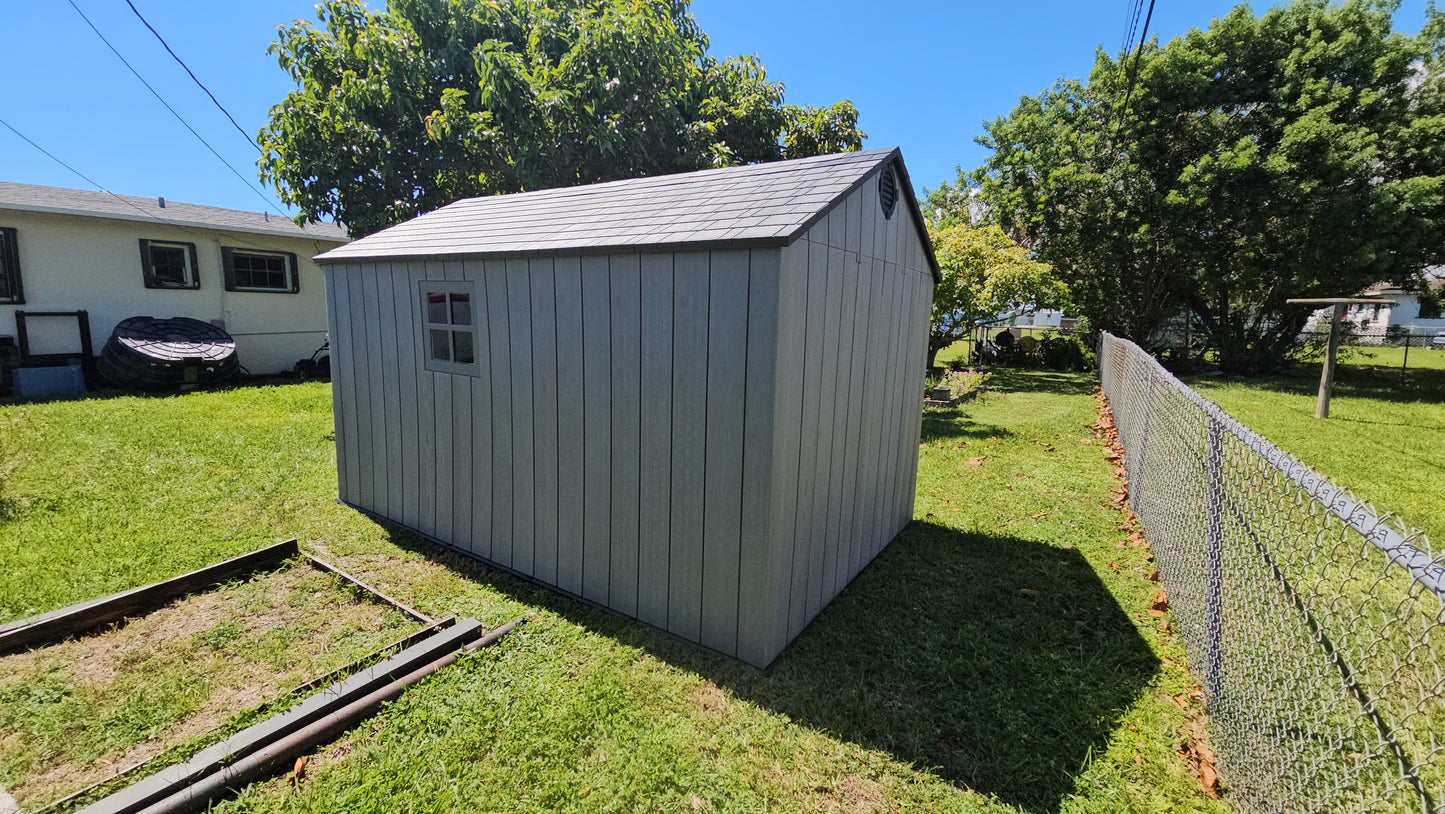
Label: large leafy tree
xmin=924 ymin=220 xmax=1067 ymax=368
xmin=259 ymin=0 xmax=865 ymax=237
xmin=970 ymin=0 xmax=1445 ymax=372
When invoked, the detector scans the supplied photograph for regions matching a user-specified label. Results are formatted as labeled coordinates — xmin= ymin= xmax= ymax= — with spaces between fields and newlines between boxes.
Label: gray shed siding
xmin=324 ymin=169 xmax=932 ymax=667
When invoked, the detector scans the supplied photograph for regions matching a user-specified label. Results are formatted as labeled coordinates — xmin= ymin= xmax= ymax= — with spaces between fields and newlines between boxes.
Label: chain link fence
xmin=1098 ymin=331 xmax=1445 ymax=814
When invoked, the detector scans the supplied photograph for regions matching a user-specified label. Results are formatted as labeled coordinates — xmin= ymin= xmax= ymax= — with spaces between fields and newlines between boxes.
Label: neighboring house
xmin=1302 ymin=270 xmax=1445 ymax=340
xmin=317 ymin=147 xmax=939 ymax=667
xmin=0 ymin=182 xmax=348 ymax=379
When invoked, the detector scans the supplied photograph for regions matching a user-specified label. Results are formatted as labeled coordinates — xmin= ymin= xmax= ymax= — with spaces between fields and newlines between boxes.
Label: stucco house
xmin=0 ymin=182 xmax=348 ymax=387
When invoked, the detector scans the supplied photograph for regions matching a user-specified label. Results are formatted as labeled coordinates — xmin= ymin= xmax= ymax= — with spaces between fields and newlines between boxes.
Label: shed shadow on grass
xmin=387 ymin=520 xmax=1158 ymax=813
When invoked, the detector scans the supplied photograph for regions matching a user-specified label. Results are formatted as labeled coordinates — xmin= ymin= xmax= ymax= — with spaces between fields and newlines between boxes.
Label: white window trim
xmin=419 ymin=280 xmax=479 ymax=376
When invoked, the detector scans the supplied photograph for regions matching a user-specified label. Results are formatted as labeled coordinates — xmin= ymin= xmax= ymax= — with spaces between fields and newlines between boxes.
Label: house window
xmin=420 ymin=282 xmax=476 ymax=375
xmin=222 ymin=247 xmax=298 ymax=293
xmin=0 ymin=227 xmax=21 ymax=304
xmin=139 ymin=239 xmax=199 ymax=289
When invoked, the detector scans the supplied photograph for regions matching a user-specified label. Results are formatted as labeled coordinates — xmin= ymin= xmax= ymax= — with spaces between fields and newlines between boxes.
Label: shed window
xmin=222 ymin=247 xmax=298 ymax=293
xmin=0 ymin=227 xmax=21 ymax=304
xmin=421 ymin=282 xmax=477 ymax=375
xmin=140 ymin=239 xmax=199 ymax=289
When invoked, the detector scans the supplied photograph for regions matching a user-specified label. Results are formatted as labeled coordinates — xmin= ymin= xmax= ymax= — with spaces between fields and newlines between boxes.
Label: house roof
xmin=0 ymin=182 xmax=349 ymax=243
xmin=317 ymin=147 xmax=940 ymax=280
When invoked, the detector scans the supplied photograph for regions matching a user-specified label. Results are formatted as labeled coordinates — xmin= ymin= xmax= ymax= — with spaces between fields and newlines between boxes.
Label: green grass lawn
xmin=0 ymin=378 xmax=1224 ymax=814
xmin=1186 ymin=355 xmax=1445 ymax=544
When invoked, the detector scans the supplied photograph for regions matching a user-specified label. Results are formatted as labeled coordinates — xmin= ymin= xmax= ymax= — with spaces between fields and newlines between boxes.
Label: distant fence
xmin=1099 ymin=332 xmax=1445 ymax=813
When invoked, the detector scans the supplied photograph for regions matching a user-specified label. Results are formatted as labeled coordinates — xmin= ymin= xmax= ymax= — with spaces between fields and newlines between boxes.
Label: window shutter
xmin=221 ymin=247 xmax=237 ymax=291
xmin=138 ymin=239 xmax=157 ymax=288
xmin=286 ymin=251 xmax=300 ymax=293
xmin=1 ymin=227 xmax=23 ymax=304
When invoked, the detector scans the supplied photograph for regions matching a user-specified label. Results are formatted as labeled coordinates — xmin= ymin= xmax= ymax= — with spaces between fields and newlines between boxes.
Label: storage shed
xmin=317 ymin=147 xmax=939 ymax=666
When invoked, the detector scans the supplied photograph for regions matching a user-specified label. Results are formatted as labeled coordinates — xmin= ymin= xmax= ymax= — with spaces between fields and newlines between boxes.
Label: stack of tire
xmin=98 ymin=316 xmax=239 ymax=389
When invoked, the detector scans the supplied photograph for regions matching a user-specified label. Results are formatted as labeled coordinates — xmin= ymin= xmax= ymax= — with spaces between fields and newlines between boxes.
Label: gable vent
xmin=878 ymin=163 xmax=898 ymax=219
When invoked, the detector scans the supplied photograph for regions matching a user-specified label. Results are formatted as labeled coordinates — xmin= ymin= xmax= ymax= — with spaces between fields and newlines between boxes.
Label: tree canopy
xmin=259 ymin=0 xmax=865 ymax=237
xmin=925 ymin=220 xmax=1066 ymax=367
xmin=960 ymin=0 xmax=1445 ymax=372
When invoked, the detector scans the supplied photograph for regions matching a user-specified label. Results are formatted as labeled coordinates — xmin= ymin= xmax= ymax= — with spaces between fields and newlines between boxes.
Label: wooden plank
xmin=903 ymin=274 xmax=930 ymax=523
xmin=507 ymin=259 xmax=536 ymax=575
xmin=609 ymin=253 xmax=642 ymax=617
xmin=861 ymin=257 xmax=890 ymax=560
xmin=77 ymin=619 xmax=485 ymax=814
xmin=465 ymin=259 xmax=492 ymax=560
xmin=737 ymin=248 xmax=781 ymax=665
xmin=375 ymin=265 xmax=402 ymax=520
xmin=395 ymin=262 xmax=421 ymax=531
xmin=840 ymin=250 xmax=871 ymax=583
xmin=484 ymin=260 xmax=513 ymax=567
xmin=844 ymin=186 xmax=862 ymax=257
xmin=325 ymin=268 xmax=356 ymax=505
xmin=636 ymin=252 xmax=673 ymax=629
xmin=0 ymin=541 xmax=300 ymax=655
xmin=701 ymin=249 xmax=749 ymax=656
xmin=442 ymin=261 xmax=472 ymax=551
xmin=806 ymin=237 xmax=839 ymax=623
xmin=827 ymin=197 xmax=847 ymax=249
xmin=347 ymin=263 xmax=374 ymax=510
xmin=823 ymin=244 xmax=857 ymax=602
xmin=554 ymin=257 xmax=586 ymax=594
xmin=411 ymin=263 xmax=437 ymax=537
xmin=788 ymin=240 xmax=825 ymax=639
xmin=432 ymin=316 xmax=454 ymax=545
xmin=530 ymin=258 xmax=560 ymax=585
xmin=874 ymin=260 xmax=904 ymax=556
xmin=581 ymin=255 xmax=612 ymax=603
xmin=668 ymin=250 xmax=709 ymax=640
xmin=363 ymin=265 xmax=388 ymax=517
xmin=859 ymin=174 xmax=878 ymax=263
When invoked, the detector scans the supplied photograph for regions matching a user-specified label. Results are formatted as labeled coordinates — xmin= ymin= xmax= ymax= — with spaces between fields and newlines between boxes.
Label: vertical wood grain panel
xmin=374 ymin=265 xmax=401 ymax=521
xmin=851 ymin=257 xmax=883 ymax=569
xmin=443 ymin=261 xmax=472 ymax=552
xmin=860 ymin=174 xmax=878 ymax=263
xmin=327 ymin=268 xmax=357 ymax=505
xmin=904 ymin=273 xmax=930 ymax=522
xmin=394 ymin=262 xmax=421 ymax=531
xmin=554 ymin=257 xmax=586 ymax=594
xmin=581 ymin=255 xmax=612 ymax=603
xmin=430 ymin=263 xmax=455 ymax=546
xmin=701 ymin=249 xmax=749 ymax=656
xmin=363 ymin=266 xmax=388 ymax=517
xmin=875 ymin=261 xmax=905 ymax=555
xmin=530 ymin=258 xmax=560 ymax=585
xmin=737 ymin=248 xmax=781 ymax=666
xmin=347 ymin=264 xmax=374 ymax=511
xmin=757 ymin=245 xmax=807 ymax=665
xmin=609 ymin=254 xmax=641 ymax=617
xmin=668 ymin=251 xmax=709 ymax=641
xmin=464 ymin=259 xmax=492 ymax=560
xmin=484 ymin=260 xmax=513 ymax=568
xmin=823 ymin=244 xmax=857 ymax=601
xmin=507 ymin=259 xmax=535 ymax=576
xmin=789 ymin=240 xmax=826 ymax=638
xmin=637 ymin=253 xmax=673 ymax=629
xmin=840 ymin=251 xmax=870 ymax=582
xmin=807 ymin=238 xmax=839 ymax=622
xmin=411 ymin=262 xmax=437 ymax=538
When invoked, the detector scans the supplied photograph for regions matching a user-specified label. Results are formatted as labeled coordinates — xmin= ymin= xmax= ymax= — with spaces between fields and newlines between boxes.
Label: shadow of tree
xmin=385 ymin=518 xmax=1158 ymax=813
xmin=920 ymin=408 xmax=1011 ymax=443
xmin=986 ymin=369 xmax=1098 ymax=397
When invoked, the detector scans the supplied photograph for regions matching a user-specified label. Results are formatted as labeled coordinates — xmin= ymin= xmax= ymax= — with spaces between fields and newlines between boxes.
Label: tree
xmin=925 ymin=220 xmax=1067 ymax=368
xmin=972 ymin=0 xmax=1445 ymax=372
xmin=259 ymin=0 xmax=867 ymax=237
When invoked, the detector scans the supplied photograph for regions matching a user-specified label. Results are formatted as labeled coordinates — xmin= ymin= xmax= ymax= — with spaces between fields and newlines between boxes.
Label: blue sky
xmin=1 ymin=1 xmax=1431 ymax=218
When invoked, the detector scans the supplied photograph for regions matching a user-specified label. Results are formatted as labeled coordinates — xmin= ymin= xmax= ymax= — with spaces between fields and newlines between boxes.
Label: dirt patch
xmin=818 ymin=775 xmax=886 ymax=814
xmin=0 ymin=563 xmax=417 ymax=809
xmin=689 ymin=683 xmax=729 ymax=715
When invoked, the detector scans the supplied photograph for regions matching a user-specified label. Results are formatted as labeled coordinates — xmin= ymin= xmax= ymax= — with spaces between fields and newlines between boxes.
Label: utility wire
xmin=0 ymin=114 xmax=193 ymax=232
xmin=64 ymin=0 xmax=285 ymax=216
xmin=1115 ymin=0 xmax=1158 ymax=140
xmin=123 ymin=0 xmax=260 ymax=152
xmin=1122 ymin=0 xmax=1144 ymax=57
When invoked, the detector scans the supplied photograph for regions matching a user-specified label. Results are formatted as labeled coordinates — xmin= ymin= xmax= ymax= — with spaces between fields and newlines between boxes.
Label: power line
xmin=64 ymin=0 xmax=285 ymax=216
xmin=1122 ymin=0 xmax=1144 ymax=57
xmin=1115 ymin=0 xmax=1158 ymax=139
xmin=0 ymin=114 xmax=195 ymax=232
xmin=123 ymin=0 xmax=260 ymax=153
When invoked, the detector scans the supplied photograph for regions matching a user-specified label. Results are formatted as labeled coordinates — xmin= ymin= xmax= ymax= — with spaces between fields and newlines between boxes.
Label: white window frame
xmin=420 ymin=280 xmax=478 ymax=376
xmin=222 ymin=247 xmax=298 ymax=293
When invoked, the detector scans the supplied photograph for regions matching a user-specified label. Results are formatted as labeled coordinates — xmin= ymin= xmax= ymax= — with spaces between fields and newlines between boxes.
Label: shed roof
xmin=0 ymin=182 xmax=349 ymax=243
xmin=317 ymin=147 xmax=939 ymax=279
